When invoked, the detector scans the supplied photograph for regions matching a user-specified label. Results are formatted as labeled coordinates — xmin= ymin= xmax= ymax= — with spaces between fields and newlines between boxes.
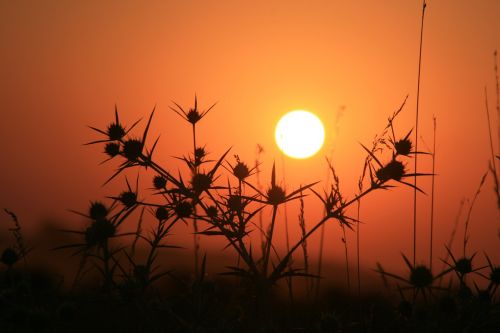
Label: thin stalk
xmin=413 ymin=0 xmax=427 ymax=266
xmin=263 ymin=205 xmax=279 ymax=275
xmin=341 ymin=224 xmax=351 ymax=293
xmin=192 ymin=123 xmax=200 ymax=278
xmin=315 ymin=224 xmax=326 ymax=299
xmin=438 ymin=199 xmax=465 ymax=286
xmin=356 ymin=199 xmax=361 ymax=298
xmin=463 ymin=172 xmax=488 ymax=257
xmin=255 ymin=145 xmax=265 ymax=254
xmin=485 ymin=88 xmax=497 ymax=177
xmin=429 ymin=116 xmax=436 ymax=271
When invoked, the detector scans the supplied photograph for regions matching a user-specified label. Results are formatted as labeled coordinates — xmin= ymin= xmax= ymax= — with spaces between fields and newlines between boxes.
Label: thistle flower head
xmin=153 ymin=175 xmax=167 ymax=189
xmin=376 ymin=160 xmax=405 ymax=182
xmin=267 ymin=185 xmax=286 ymax=206
xmin=174 ymin=201 xmax=192 ymax=219
xmin=89 ymin=201 xmax=108 ymax=220
xmin=206 ymin=205 xmax=218 ymax=219
xmin=395 ymin=138 xmax=412 ymax=156
xmin=122 ymin=139 xmax=143 ymax=162
xmin=107 ymin=122 xmax=126 ymax=141
xmin=233 ymin=161 xmax=250 ymax=181
xmin=191 ymin=173 xmax=212 ymax=193
xmin=227 ymin=195 xmax=244 ymax=213
xmin=455 ymin=257 xmax=472 ymax=275
xmin=490 ymin=266 xmax=500 ymax=285
xmin=85 ymin=219 xmax=115 ymax=246
xmin=155 ymin=206 xmax=169 ymax=221
xmin=119 ymin=191 xmax=137 ymax=208
xmin=104 ymin=142 xmax=120 ymax=158
xmin=410 ymin=265 xmax=433 ymax=288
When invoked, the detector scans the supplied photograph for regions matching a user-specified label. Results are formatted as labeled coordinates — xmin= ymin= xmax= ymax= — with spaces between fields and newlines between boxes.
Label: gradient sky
xmin=1 ymin=0 xmax=499 ymax=286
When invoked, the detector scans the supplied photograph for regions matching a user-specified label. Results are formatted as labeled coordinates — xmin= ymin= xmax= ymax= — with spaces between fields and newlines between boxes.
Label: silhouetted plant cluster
xmin=1 ymin=95 xmax=498 ymax=332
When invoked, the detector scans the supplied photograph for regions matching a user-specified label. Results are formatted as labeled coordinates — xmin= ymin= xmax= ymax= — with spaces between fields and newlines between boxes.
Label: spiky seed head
xmin=155 ymin=206 xmax=169 ymax=221
xmin=490 ymin=266 xmax=500 ymax=285
xmin=187 ymin=109 xmax=202 ymax=124
xmin=376 ymin=160 xmax=405 ymax=182
xmin=119 ymin=191 xmax=137 ymax=208
xmin=398 ymin=300 xmax=412 ymax=318
xmin=455 ymin=258 xmax=472 ymax=275
xmin=206 ymin=205 xmax=218 ymax=219
xmin=191 ymin=173 xmax=212 ymax=193
xmin=107 ymin=123 xmax=126 ymax=141
xmin=85 ymin=219 xmax=115 ymax=246
xmin=267 ymin=185 xmax=286 ymax=206
xmin=233 ymin=162 xmax=250 ymax=181
xmin=410 ymin=265 xmax=433 ymax=288
xmin=195 ymin=147 xmax=206 ymax=162
xmin=104 ymin=142 xmax=120 ymax=157
xmin=395 ymin=138 xmax=412 ymax=156
xmin=174 ymin=201 xmax=192 ymax=219
xmin=153 ymin=175 xmax=167 ymax=189
xmin=1 ymin=248 xmax=19 ymax=267
xmin=122 ymin=139 xmax=143 ymax=162
xmin=89 ymin=201 xmax=108 ymax=220
xmin=227 ymin=195 xmax=244 ymax=213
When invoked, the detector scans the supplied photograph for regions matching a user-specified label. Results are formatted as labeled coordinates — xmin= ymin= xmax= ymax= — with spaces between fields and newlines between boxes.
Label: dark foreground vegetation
xmin=1 ymin=92 xmax=499 ymax=332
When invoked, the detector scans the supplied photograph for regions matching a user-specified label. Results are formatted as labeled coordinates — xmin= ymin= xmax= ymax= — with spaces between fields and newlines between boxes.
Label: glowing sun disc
xmin=275 ymin=110 xmax=325 ymax=159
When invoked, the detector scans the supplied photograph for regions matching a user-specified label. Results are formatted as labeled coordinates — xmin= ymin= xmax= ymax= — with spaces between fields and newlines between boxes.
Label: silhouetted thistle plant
xmin=68 ymin=94 xmax=436 ymax=309
xmin=376 ymin=254 xmax=451 ymax=301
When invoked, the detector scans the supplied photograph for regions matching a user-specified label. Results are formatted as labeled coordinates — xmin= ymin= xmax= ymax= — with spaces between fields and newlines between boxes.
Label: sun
xmin=275 ymin=110 xmax=325 ymax=159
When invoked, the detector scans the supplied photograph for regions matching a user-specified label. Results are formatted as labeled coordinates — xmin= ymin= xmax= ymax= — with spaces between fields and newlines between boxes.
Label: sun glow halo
xmin=275 ymin=110 xmax=325 ymax=159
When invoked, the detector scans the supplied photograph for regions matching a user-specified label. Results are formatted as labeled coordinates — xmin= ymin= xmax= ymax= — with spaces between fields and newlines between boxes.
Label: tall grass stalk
xmin=413 ymin=0 xmax=427 ymax=266
xmin=429 ymin=116 xmax=436 ymax=271
xmin=463 ymin=171 xmax=488 ymax=257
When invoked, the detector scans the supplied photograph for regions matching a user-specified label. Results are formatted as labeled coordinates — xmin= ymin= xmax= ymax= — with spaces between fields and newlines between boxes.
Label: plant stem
xmin=263 ymin=205 xmax=279 ymax=275
xmin=413 ymin=0 xmax=427 ymax=267
xmin=429 ymin=116 xmax=436 ymax=271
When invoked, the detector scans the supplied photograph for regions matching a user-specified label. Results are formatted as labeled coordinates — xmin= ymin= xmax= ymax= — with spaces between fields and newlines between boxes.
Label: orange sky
xmin=1 ymin=0 xmax=499 ymax=287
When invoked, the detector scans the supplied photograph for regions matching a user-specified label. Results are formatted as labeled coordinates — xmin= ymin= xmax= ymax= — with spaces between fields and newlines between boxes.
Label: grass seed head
xmin=85 ymin=219 xmax=115 ymax=246
xmin=267 ymin=185 xmax=286 ymax=206
xmin=122 ymin=139 xmax=143 ymax=162
xmin=153 ymin=175 xmax=167 ymax=189
xmin=89 ymin=201 xmax=108 ymax=220
xmin=376 ymin=160 xmax=405 ymax=182
xmin=104 ymin=142 xmax=120 ymax=158
xmin=1 ymin=248 xmax=19 ymax=267
xmin=410 ymin=265 xmax=433 ymax=288
xmin=119 ymin=191 xmax=137 ymax=208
